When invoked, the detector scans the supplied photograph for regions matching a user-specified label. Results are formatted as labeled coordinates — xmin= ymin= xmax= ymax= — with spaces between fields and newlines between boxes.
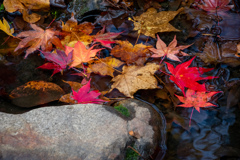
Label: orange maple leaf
xmin=65 ymin=41 xmax=103 ymax=67
xmin=14 ymin=24 xmax=64 ymax=58
xmin=149 ymin=35 xmax=191 ymax=62
xmin=111 ymin=40 xmax=152 ymax=65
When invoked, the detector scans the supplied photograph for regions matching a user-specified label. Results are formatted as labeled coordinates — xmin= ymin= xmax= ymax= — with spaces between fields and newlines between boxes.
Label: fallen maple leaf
xmin=149 ymin=35 xmax=191 ymax=61
xmin=175 ymin=89 xmax=219 ymax=112
xmin=165 ymin=56 xmax=217 ymax=95
xmin=93 ymin=26 xmax=122 ymax=49
xmin=87 ymin=57 xmax=124 ymax=77
xmin=65 ymin=41 xmax=103 ymax=67
xmin=0 ymin=17 xmax=14 ymax=37
xmin=175 ymin=89 xmax=220 ymax=126
xmin=197 ymin=0 xmax=233 ymax=13
xmin=38 ymin=49 xmax=73 ymax=76
xmin=14 ymin=24 xmax=64 ymax=58
xmin=111 ymin=40 xmax=152 ymax=65
xmin=71 ymin=79 xmax=107 ymax=104
xmin=110 ymin=63 xmax=160 ymax=98
xmin=130 ymin=7 xmax=184 ymax=38
xmin=61 ymin=14 xmax=94 ymax=46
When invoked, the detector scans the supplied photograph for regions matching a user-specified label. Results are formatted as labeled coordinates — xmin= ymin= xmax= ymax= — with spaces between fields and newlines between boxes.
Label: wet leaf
xmin=38 ymin=49 xmax=73 ymax=76
xmin=0 ymin=17 xmax=14 ymax=37
xmin=130 ymin=7 xmax=184 ymax=38
xmin=59 ymin=80 xmax=82 ymax=104
xmin=3 ymin=0 xmax=50 ymax=23
xmin=65 ymin=41 xmax=103 ymax=67
xmin=175 ymin=89 xmax=219 ymax=112
xmin=165 ymin=56 xmax=217 ymax=95
xmin=14 ymin=24 xmax=64 ymax=58
xmin=197 ymin=0 xmax=233 ymax=13
xmin=9 ymin=81 xmax=64 ymax=107
xmin=149 ymin=35 xmax=191 ymax=61
xmin=61 ymin=14 xmax=94 ymax=46
xmin=110 ymin=63 xmax=160 ymax=98
xmin=111 ymin=40 xmax=152 ymax=65
xmin=196 ymin=39 xmax=240 ymax=67
xmin=71 ymin=79 xmax=107 ymax=104
xmin=93 ymin=26 xmax=122 ymax=49
xmin=87 ymin=57 xmax=124 ymax=77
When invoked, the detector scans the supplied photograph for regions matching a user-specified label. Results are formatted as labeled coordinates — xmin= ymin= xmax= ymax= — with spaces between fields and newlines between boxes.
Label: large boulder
xmin=0 ymin=99 xmax=166 ymax=160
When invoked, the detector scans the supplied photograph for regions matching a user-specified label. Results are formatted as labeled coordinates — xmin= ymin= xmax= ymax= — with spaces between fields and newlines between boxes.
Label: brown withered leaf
xmin=61 ymin=14 xmax=94 ymax=46
xmin=196 ymin=39 xmax=240 ymax=67
xmin=59 ymin=80 xmax=82 ymax=104
xmin=9 ymin=81 xmax=64 ymax=107
xmin=111 ymin=40 xmax=152 ymax=65
xmin=3 ymin=0 xmax=50 ymax=23
xmin=87 ymin=57 xmax=124 ymax=77
xmin=14 ymin=24 xmax=64 ymax=58
xmin=130 ymin=7 xmax=184 ymax=38
xmin=110 ymin=63 xmax=160 ymax=98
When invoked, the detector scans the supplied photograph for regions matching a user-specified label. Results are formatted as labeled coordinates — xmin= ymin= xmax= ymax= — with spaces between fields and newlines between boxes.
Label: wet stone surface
xmin=0 ymin=99 xmax=165 ymax=160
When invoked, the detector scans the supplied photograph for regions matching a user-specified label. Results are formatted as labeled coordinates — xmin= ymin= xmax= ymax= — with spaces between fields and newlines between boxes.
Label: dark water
xmin=1 ymin=0 xmax=240 ymax=160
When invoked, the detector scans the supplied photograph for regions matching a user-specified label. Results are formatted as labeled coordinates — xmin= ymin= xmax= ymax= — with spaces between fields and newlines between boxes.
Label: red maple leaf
xmin=93 ymin=26 xmax=122 ymax=49
xmin=38 ymin=49 xmax=73 ymax=76
xmin=175 ymin=89 xmax=220 ymax=126
xmin=165 ymin=56 xmax=217 ymax=95
xmin=197 ymin=0 xmax=233 ymax=13
xmin=149 ymin=35 xmax=191 ymax=62
xmin=175 ymin=89 xmax=219 ymax=112
xmin=71 ymin=79 xmax=107 ymax=104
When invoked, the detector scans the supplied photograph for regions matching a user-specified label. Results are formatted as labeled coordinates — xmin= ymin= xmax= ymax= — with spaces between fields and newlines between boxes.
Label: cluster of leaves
xmin=1 ymin=0 xmax=238 ymax=128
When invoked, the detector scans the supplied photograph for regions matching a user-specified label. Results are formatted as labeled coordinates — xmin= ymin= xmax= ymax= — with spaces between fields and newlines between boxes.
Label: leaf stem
xmin=189 ymin=107 xmax=194 ymax=127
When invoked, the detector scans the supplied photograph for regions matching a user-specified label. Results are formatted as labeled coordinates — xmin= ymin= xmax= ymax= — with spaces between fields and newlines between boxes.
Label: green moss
xmin=114 ymin=105 xmax=130 ymax=117
xmin=125 ymin=145 xmax=139 ymax=160
xmin=0 ymin=4 xmax=5 ymax=11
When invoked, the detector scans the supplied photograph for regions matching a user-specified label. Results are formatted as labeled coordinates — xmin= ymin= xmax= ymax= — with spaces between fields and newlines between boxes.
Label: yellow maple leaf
xmin=0 ymin=17 xmax=14 ymax=37
xmin=130 ymin=7 xmax=184 ymax=38
xmin=110 ymin=63 xmax=160 ymax=98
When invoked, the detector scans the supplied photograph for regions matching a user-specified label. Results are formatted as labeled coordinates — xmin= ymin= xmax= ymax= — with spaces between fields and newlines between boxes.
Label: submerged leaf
xmin=130 ymin=7 xmax=184 ymax=38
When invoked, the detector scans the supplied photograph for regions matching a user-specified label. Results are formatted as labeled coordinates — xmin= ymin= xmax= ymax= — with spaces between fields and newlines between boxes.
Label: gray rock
xmin=0 ymin=99 xmax=166 ymax=160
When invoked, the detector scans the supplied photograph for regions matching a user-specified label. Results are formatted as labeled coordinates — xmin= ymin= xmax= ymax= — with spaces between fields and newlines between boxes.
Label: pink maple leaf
xmin=197 ymin=0 xmax=233 ymax=13
xmin=71 ymin=79 xmax=107 ymax=104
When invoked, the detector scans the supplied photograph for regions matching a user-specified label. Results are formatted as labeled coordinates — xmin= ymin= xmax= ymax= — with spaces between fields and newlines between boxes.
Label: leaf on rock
xmin=3 ymin=0 xmax=50 ymax=23
xmin=71 ymin=79 xmax=107 ymax=104
xmin=14 ymin=24 xmax=64 ymax=58
xmin=196 ymin=39 xmax=240 ymax=67
xmin=65 ymin=41 xmax=103 ymax=67
xmin=38 ymin=49 xmax=73 ymax=76
xmin=175 ymin=89 xmax=219 ymax=112
xmin=197 ymin=0 xmax=233 ymax=13
xmin=9 ymin=81 xmax=64 ymax=107
xmin=130 ymin=7 xmax=184 ymax=38
xmin=0 ymin=17 xmax=14 ymax=37
xmin=61 ymin=14 xmax=94 ymax=46
xmin=87 ymin=57 xmax=124 ymax=77
xmin=165 ymin=56 xmax=217 ymax=95
xmin=110 ymin=63 xmax=160 ymax=98
xmin=149 ymin=35 xmax=191 ymax=61
xmin=111 ymin=40 xmax=152 ymax=65
xmin=93 ymin=26 xmax=122 ymax=49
